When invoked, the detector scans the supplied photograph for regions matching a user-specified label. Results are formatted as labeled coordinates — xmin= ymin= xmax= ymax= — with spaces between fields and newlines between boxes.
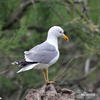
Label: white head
xmin=47 ymin=26 xmax=69 ymax=40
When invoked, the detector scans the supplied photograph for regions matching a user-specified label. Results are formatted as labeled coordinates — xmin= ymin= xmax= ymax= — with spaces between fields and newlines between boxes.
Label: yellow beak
xmin=62 ymin=34 xmax=69 ymax=40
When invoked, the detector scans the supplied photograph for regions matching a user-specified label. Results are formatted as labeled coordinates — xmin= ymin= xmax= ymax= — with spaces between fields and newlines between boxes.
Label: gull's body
xmin=12 ymin=26 xmax=69 ymax=84
xmin=21 ymin=42 xmax=59 ymax=72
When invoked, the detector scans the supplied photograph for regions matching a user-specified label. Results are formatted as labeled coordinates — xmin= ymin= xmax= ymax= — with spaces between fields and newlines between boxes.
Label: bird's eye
xmin=59 ymin=31 xmax=62 ymax=33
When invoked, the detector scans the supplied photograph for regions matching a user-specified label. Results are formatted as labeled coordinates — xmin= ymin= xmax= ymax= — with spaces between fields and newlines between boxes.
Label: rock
xmin=25 ymin=84 xmax=75 ymax=100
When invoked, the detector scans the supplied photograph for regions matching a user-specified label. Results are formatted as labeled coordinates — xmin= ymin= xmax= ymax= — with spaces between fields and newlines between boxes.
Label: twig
xmin=16 ymin=85 xmax=23 ymax=100
xmin=53 ymin=58 xmax=73 ymax=81
xmin=2 ymin=0 xmax=32 ymax=30
xmin=53 ymin=54 xmax=85 ymax=81
xmin=82 ymin=1 xmax=90 ymax=20
xmin=57 ymin=66 xmax=97 ymax=87
xmin=1 ymin=0 xmax=65 ymax=31
xmin=0 ymin=69 xmax=9 ymax=75
xmin=92 ymin=77 xmax=100 ymax=92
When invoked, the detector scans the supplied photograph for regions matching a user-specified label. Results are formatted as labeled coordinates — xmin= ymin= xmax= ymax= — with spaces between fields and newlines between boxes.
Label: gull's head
xmin=48 ymin=26 xmax=69 ymax=40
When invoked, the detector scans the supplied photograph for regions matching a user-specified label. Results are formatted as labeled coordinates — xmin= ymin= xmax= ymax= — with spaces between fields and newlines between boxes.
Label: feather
xmin=17 ymin=64 xmax=38 ymax=73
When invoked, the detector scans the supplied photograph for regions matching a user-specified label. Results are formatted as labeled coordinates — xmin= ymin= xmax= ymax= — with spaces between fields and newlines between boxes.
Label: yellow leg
xmin=46 ymin=68 xmax=49 ymax=81
xmin=46 ymin=68 xmax=55 ymax=84
xmin=41 ymin=69 xmax=47 ymax=83
xmin=41 ymin=68 xmax=55 ymax=84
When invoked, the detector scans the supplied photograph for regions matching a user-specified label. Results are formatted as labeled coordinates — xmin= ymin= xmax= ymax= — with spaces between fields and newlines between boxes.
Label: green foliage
xmin=0 ymin=0 xmax=22 ymax=22
xmin=0 ymin=76 xmax=18 ymax=95
xmin=0 ymin=0 xmax=100 ymax=99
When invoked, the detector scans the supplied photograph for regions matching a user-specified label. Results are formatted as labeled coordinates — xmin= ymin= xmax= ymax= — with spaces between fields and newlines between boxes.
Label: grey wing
xmin=24 ymin=42 xmax=58 ymax=64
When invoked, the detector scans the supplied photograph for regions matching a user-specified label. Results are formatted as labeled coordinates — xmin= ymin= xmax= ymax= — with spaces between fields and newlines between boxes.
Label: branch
xmin=1 ymin=0 xmax=50 ymax=33
xmin=57 ymin=67 xmax=97 ymax=87
xmin=2 ymin=0 xmax=32 ymax=30
xmin=92 ymin=77 xmax=100 ymax=92
xmin=28 ymin=26 xmax=47 ymax=32
xmin=53 ymin=55 xmax=85 ymax=81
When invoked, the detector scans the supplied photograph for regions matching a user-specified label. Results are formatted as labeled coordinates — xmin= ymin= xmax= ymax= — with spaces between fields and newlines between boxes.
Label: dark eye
xmin=59 ymin=31 xmax=62 ymax=33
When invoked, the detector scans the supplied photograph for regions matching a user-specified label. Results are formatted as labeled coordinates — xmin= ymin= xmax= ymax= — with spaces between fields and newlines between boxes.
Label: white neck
xmin=46 ymin=34 xmax=58 ymax=49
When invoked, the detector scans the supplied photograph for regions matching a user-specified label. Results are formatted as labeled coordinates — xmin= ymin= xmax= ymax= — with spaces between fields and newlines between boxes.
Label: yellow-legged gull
xmin=12 ymin=26 xmax=69 ymax=84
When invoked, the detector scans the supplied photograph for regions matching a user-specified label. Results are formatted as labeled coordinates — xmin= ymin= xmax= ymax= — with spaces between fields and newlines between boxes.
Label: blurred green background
xmin=0 ymin=0 xmax=100 ymax=100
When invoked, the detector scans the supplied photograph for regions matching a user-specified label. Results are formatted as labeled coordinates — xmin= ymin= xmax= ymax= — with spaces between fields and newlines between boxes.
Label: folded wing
xmin=24 ymin=42 xmax=58 ymax=64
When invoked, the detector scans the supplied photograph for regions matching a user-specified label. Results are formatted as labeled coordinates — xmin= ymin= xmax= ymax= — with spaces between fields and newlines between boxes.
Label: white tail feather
xmin=11 ymin=61 xmax=18 ymax=65
xmin=17 ymin=64 xmax=38 ymax=73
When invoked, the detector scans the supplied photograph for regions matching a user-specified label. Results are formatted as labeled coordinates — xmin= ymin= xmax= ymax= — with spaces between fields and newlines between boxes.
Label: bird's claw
xmin=46 ymin=80 xmax=55 ymax=85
